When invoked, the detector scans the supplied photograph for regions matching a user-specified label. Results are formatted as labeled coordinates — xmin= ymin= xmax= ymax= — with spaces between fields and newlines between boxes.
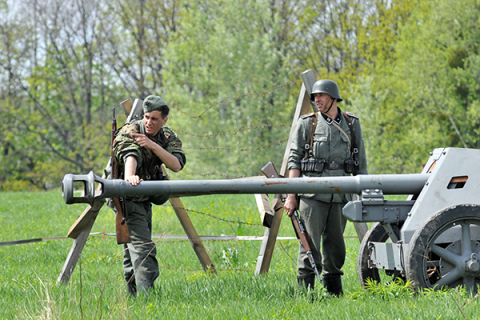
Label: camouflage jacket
xmin=113 ymin=119 xmax=186 ymax=201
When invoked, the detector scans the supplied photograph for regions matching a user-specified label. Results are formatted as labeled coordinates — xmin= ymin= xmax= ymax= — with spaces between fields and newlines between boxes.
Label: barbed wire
xmin=278 ymin=238 xmax=297 ymax=266
xmin=86 ymin=236 xmax=255 ymax=273
xmin=164 ymin=205 xmax=263 ymax=226
xmin=170 ymin=80 xmax=301 ymax=119
xmin=158 ymin=264 xmax=251 ymax=273
xmin=184 ymin=138 xmax=288 ymax=151
xmin=85 ymin=233 xmax=299 ymax=273
xmin=176 ymin=123 xmax=288 ymax=138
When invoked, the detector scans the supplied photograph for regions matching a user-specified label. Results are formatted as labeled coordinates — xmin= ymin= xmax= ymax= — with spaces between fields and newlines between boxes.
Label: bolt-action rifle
xmin=111 ymin=108 xmax=131 ymax=244
xmin=261 ymin=162 xmax=323 ymax=284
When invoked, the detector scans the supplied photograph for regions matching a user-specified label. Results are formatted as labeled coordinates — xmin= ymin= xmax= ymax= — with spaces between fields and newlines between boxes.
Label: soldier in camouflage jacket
xmin=113 ymin=95 xmax=186 ymax=296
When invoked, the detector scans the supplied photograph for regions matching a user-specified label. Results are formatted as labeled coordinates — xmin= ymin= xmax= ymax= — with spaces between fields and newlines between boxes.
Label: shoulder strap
xmin=343 ymin=113 xmax=354 ymax=149
xmin=131 ymin=119 xmax=145 ymax=135
xmin=331 ymin=121 xmax=351 ymax=151
xmin=343 ymin=112 xmax=358 ymax=160
xmin=304 ymin=112 xmax=317 ymax=159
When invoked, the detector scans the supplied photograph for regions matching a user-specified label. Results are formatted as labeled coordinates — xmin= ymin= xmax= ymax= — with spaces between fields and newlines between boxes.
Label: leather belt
xmin=324 ymin=162 xmax=344 ymax=170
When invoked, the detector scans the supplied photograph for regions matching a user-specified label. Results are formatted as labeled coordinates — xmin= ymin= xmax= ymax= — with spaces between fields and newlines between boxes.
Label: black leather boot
xmin=323 ymin=274 xmax=343 ymax=296
xmin=126 ymin=281 xmax=137 ymax=297
xmin=297 ymin=274 xmax=316 ymax=290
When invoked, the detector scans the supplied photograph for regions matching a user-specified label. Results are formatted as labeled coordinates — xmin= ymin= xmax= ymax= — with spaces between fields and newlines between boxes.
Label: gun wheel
xmin=406 ymin=204 xmax=480 ymax=293
xmin=358 ymin=222 xmax=405 ymax=287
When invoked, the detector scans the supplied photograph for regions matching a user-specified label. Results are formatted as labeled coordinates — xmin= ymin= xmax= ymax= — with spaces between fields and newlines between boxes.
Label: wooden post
xmin=255 ymin=71 xmax=314 ymax=275
xmin=58 ymin=217 xmax=96 ymax=284
xmin=66 ymin=99 xmax=144 ymax=239
xmin=58 ymin=99 xmax=144 ymax=284
xmin=120 ymin=99 xmax=133 ymax=116
xmin=254 ymin=194 xmax=274 ymax=227
xmin=169 ymin=197 xmax=216 ymax=273
xmin=256 ymin=70 xmax=317 ymax=228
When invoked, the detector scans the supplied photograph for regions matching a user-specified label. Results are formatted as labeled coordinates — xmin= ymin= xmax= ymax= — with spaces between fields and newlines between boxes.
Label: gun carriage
xmin=63 ymin=147 xmax=480 ymax=292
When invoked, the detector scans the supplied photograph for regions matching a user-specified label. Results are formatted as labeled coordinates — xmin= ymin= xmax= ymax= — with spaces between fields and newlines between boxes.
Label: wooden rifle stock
xmin=111 ymin=108 xmax=131 ymax=244
xmin=261 ymin=162 xmax=323 ymax=284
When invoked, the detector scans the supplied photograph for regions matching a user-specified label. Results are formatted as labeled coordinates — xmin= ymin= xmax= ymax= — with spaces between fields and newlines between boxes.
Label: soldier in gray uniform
xmin=284 ymin=79 xmax=368 ymax=295
xmin=113 ymin=95 xmax=186 ymax=296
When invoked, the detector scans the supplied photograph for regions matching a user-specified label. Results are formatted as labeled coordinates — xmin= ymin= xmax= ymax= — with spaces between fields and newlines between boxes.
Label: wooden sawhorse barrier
xmin=58 ymin=99 xmax=215 ymax=285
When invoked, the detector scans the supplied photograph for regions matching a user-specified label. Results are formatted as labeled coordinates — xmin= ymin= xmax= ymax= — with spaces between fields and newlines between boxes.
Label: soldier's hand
xmin=132 ymin=133 xmax=154 ymax=149
xmin=283 ymin=194 xmax=298 ymax=217
xmin=125 ymin=174 xmax=143 ymax=186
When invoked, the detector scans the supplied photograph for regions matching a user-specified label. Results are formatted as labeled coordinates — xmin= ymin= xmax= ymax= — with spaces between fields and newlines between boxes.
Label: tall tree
xmin=100 ymin=0 xmax=181 ymax=98
xmin=162 ymin=0 xmax=295 ymax=178
xmin=0 ymin=0 xmax=118 ymax=190
xmin=0 ymin=0 xmax=39 ymax=189
xmin=354 ymin=0 xmax=480 ymax=174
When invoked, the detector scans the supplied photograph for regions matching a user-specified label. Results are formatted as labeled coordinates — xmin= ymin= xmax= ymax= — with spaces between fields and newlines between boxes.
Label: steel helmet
xmin=310 ymin=79 xmax=343 ymax=102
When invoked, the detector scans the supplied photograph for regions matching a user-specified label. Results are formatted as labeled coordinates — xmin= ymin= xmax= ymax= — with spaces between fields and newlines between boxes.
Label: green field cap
xmin=143 ymin=95 xmax=168 ymax=113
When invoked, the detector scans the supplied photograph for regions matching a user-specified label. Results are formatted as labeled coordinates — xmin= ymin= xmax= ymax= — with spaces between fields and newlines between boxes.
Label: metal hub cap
xmin=465 ymin=253 xmax=480 ymax=274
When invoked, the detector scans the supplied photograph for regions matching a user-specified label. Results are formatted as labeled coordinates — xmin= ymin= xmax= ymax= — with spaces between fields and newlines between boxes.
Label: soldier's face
xmin=314 ymin=93 xmax=332 ymax=113
xmin=144 ymin=110 xmax=167 ymax=136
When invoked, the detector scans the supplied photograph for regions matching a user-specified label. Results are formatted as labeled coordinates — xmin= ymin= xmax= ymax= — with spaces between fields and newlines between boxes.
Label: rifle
xmin=111 ymin=107 xmax=131 ymax=244
xmin=261 ymin=162 xmax=323 ymax=284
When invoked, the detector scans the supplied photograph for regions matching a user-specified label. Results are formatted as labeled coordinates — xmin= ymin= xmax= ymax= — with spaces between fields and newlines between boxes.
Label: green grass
xmin=0 ymin=191 xmax=478 ymax=319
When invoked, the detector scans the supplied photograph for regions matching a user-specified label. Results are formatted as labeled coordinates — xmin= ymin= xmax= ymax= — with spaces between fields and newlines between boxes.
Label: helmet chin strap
xmin=324 ymin=98 xmax=336 ymax=115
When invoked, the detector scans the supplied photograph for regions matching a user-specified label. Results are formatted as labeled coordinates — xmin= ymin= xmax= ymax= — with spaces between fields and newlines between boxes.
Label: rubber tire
xmin=406 ymin=204 xmax=480 ymax=293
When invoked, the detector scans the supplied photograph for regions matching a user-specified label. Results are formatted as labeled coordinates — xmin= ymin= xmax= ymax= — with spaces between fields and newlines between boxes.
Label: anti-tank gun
xmin=62 ymin=147 xmax=480 ymax=293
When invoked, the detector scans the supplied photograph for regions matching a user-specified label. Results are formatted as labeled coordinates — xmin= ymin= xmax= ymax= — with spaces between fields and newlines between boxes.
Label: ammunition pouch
xmin=344 ymin=159 xmax=356 ymax=174
xmin=149 ymin=193 xmax=169 ymax=206
xmin=301 ymin=158 xmax=325 ymax=173
xmin=344 ymin=147 xmax=359 ymax=174
xmin=146 ymin=164 xmax=164 ymax=181
xmin=302 ymin=157 xmax=358 ymax=174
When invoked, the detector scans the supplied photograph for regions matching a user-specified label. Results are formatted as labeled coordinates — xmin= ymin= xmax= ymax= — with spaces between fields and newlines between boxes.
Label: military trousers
xmin=297 ymin=197 xmax=347 ymax=278
xmin=123 ymin=200 xmax=159 ymax=294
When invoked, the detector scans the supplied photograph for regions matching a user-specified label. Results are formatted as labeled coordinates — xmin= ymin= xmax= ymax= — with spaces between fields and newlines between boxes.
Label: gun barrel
xmin=62 ymin=171 xmax=428 ymax=205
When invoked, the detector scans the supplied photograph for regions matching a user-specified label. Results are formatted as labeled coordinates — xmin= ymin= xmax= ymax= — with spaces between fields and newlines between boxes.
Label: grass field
xmin=0 ymin=190 xmax=479 ymax=319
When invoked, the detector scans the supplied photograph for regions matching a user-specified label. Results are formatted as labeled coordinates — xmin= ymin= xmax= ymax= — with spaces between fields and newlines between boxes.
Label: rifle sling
xmin=342 ymin=112 xmax=357 ymax=160
xmin=304 ymin=113 xmax=317 ymax=159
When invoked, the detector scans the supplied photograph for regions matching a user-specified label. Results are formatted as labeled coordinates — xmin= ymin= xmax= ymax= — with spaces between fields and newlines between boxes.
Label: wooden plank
xmin=254 ymin=194 xmax=274 ymax=227
xmin=255 ymin=71 xmax=314 ymax=275
xmin=254 ymin=72 xmax=315 ymax=227
xmin=121 ymin=99 xmax=133 ymax=116
xmin=300 ymin=69 xmax=319 ymax=113
xmin=67 ymin=192 xmax=105 ymax=239
xmin=66 ymin=99 xmax=144 ymax=238
xmin=127 ymin=99 xmax=144 ymax=122
xmin=58 ymin=216 xmax=97 ymax=285
xmin=279 ymin=82 xmax=315 ymax=174
xmin=169 ymin=197 xmax=216 ymax=273
xmin=254 ymin=195 xmax=285 ymax=275
xmin=59 ymin=98 xmax=145 ymax=285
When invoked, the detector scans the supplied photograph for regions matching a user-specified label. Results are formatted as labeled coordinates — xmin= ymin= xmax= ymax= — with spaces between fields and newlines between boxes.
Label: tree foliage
xmin=355 ymin=0 xmax=480 ymax=173
xmin=0 ymin=0 xmax=478 ymax=189
xmin=162 ymin=0 xmax=295 ymax=178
